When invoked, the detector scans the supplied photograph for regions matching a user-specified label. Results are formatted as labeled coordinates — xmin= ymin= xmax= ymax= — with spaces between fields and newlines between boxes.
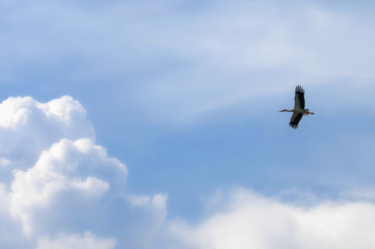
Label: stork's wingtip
xmin=289 ymin=123 xmax=298 ymax=129
xmin=295 ymin=85 xmax=305 ymax=93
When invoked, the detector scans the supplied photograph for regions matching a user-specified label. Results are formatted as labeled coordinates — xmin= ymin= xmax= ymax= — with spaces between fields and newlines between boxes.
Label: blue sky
xmin=1 ymin=0 xmax=375 ymax=248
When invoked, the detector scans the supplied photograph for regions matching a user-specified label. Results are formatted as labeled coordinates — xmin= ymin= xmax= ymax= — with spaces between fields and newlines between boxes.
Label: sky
xmin=1 ymin=0 xmax=375 ymax=248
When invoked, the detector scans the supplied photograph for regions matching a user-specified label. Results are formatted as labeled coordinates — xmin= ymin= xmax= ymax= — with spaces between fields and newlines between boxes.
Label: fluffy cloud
xmin=10 ymin=138 xmax=127 ymax=237
xmin=0 ymin=96 xmax=167 ymax=249
xmin=0 ymin=96 xmax=94 ymax=175
xmin=170 ymin=189 xmax=375 ymax=249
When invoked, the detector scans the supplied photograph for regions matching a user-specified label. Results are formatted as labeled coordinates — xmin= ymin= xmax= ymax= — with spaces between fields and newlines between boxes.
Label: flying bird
xmin=280 ymin=85 xmax=314 ymax=129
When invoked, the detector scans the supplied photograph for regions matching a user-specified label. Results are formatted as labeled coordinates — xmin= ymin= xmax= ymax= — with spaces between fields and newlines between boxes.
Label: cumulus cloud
xmin=10 ymin=138 xmax=127 ymax=237
xmin=0 ymin=96 xmax=167 ymax=249
xmin=0 ymin=96 xmax=94 ymax=176
xmin=170 ymin=189 xmax=375 ymax=249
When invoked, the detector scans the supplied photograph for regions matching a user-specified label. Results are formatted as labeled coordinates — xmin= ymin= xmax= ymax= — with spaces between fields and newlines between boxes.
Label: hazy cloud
xmin=37 ymin=232 xmax=116 ymax=249
xmin=170 ymin=189 xmax=375 ymax=249
xmin=2 ymin=1 xmax=375 ymax=122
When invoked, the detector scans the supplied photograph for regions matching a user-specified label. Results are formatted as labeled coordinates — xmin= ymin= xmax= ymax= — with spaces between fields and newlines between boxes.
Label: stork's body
xmin=280 ymin=85 xmax=314 ymax=129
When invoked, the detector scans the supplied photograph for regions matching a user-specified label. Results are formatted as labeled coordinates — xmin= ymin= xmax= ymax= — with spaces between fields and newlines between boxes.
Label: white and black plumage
xmin=280 ymin=85 xmax=314 ymax=129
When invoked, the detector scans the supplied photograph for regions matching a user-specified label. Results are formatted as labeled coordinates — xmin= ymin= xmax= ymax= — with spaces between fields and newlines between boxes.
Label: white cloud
xmin=170 ymin=189 xmax=375 ymax=249
xmin=37 ymin=232 xmax=116 ymax=249
xmin=0 ymin=184 xmax=28 ymax=248
xmin=0 ymin=96 xmax=95 ymax=175
xmin=0 ymin=95 xmax=167 ymax=249
xmin=10 ymin=138 xmax=127 ymax=237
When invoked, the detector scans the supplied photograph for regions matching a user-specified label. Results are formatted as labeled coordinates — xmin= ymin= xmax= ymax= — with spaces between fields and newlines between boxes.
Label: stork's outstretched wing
xmin=289 ymin=113 xmax=303 ymax=129
xmin=294 ymin=85 xmax=305 ymax=109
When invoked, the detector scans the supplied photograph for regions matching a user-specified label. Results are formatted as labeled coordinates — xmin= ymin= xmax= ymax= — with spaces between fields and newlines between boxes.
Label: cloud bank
xmin=1 ymin=95 xmax=375 ymax=249
xmin=170 ymin=189 xmax=375 ymax=249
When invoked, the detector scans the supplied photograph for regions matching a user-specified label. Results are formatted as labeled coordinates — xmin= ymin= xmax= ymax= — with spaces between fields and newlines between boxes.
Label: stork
xmin=280 ymin=85 xmax=314 ymax=129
